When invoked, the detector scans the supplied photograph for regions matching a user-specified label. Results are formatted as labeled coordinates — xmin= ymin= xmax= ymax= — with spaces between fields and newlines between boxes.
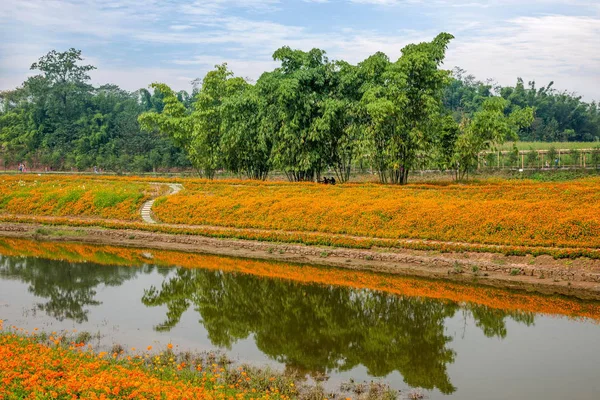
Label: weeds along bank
xmin=0 ymin=175 xmax=156 ymax=221
xmin=1 ymin=238 xmax=599 ymax=321
xmin=153 ymin=178 xmax=600 ymax=249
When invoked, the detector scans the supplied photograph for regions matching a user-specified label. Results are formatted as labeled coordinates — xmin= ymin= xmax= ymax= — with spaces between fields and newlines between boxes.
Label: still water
xmin=1 ymin=241 xmax=600 ymax=399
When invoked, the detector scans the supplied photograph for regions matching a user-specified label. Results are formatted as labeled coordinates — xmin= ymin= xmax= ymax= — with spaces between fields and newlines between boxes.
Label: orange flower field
xmin=0 ymin=322 xmax=295 ymax=399
xmin=1 ymin=237 xmax=598 ymax=322
xmin=153 ymin=178 xmax=600 ymax=249
xmin=2 ymin=174 xmax=600 ymax=258
xmin=0 ymin=175 xmax=153 ymax=221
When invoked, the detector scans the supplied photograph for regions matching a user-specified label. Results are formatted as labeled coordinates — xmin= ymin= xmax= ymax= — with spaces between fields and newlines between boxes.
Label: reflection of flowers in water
xmin=1 ymin=237 xmax=598 ymax=322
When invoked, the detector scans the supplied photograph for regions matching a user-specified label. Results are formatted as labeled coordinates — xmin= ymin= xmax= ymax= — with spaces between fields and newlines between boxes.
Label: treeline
xmin=444 ymin=69 xmax=600 ymax=142
xmin=0 ymin=49 xmax=190 ymax=173
xmin=1 ymin=39 xmax=598 ymax=182
xmin=139 ymin=32 xmax=532 ymax=183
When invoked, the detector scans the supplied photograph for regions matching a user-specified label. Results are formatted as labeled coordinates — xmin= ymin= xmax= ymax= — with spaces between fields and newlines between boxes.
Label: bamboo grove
xmin=138 ymin=33 xmax=536 ymax=183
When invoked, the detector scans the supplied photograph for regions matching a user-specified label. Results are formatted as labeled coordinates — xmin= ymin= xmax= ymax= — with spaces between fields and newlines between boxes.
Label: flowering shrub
xmin=0 ymin=175 xmax=154 ymax=221
xmin=153 ymin=179 xmax=600 ymax=249
xmin=1 ymin=238 xmax=598 ymax=321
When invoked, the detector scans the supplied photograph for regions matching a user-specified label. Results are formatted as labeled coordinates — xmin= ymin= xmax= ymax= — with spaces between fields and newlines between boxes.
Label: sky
xmin=1 ymin=0 xmax=599 ymax=101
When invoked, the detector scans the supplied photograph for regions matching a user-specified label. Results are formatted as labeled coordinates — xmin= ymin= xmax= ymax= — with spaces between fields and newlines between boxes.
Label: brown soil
xmin=1 ymin=222 xmax=600 ymax=300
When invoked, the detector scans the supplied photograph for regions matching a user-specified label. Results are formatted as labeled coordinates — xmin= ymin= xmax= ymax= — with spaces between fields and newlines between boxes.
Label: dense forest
xmin=444 ymin=68 xmax=600 ymax=142
xmin=1 ymin=36 xmax=598 ymax=182
xmin=0 ymin=49 xmax=191 ymax=173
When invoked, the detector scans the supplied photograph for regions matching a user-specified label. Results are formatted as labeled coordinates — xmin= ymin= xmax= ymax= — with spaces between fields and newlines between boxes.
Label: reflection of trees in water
xmin=0 ymin=255 xmax=148 ymax=323
xmin=142 ymin=268 xmax=535 ymax=394
xmin=0 ymin=251 xmax=538 ymax=394
xmin=468 ymin=304 xmax=534 ymax=339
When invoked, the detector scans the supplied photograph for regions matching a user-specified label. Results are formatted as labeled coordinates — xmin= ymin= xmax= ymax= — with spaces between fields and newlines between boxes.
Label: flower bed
xmin=0 ymin=175 xmax=153 ymax=221
xmin=153 ymin=179 xmax=600 ymax=249
xmin=0 ymin=322 xmax=296 ymax=400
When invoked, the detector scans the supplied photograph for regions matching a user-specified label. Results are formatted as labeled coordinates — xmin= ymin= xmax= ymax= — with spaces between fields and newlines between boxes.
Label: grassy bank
xmin=2 ymin=174 xmax=600 ymax=258
xmin=0 ymin=175 xmax=156 ymax=221
xmin=498 ymin=142 xmax=599 ymax=151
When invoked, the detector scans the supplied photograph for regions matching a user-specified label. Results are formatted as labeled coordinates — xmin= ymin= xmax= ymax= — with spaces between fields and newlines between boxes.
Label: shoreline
xmin=2 ymin=222 xmax=600 ymax=300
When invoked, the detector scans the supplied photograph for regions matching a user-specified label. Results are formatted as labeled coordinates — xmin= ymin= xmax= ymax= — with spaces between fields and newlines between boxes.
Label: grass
xmin=498 ymin=142 xmax=600 ymax=151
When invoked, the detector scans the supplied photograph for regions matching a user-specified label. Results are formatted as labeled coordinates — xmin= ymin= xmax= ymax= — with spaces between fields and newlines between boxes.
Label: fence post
xmin=521 ymin=153 xmax=524 ymax=169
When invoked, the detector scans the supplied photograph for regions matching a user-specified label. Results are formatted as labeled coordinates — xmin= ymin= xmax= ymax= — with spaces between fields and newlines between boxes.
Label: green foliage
xmin=93 ymin=191 xmax=132 ymax=209
xmin=3 ymin=44 xmax=597 ymax=182
xmin=452 ymin=97 xmax=534 ymax=179
xmin=526 ymin=147 xmax=538 ymax=167
xmin=362 ymin=33 xmax=455 ymax=184
xmin=445 ymin=75 xmax=600 ymax=142
xmin=138 ymin=34 xmax=454 ymax=184
xmin=0 ymin=50 xmax=189 ymax=173
xmin=592 ymin=146 xmax=600 ymax=168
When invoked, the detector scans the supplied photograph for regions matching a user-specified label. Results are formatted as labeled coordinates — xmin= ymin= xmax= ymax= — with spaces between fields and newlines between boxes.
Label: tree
xmin=311 ymin=61 xmax=364 ymax=183
xmin=436 ymin=115 xmax=461 ymax=174
xmin=361 ymin=33 xmax=455 ymax=184
xmin=139 ymin=64 xmax=246 ymax=178
xmin=452 ymin=97 xmax=534 ymax=179
xmin=191 ymin=64 xmax=246 ymax=178
xmin=139 ymin=83 xmax=195 ymax=170
xmin=220 ymin=84 xmax=272 ymax=180
xmin=1 ymin=49 xmax=188 ymax=173
xmin=257 ymin=47 xmax=335 ymax=181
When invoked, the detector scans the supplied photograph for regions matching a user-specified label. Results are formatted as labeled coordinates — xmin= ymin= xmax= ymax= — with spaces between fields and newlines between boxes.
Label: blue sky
xmin=1 ymin=0 xmax=599 ymax=100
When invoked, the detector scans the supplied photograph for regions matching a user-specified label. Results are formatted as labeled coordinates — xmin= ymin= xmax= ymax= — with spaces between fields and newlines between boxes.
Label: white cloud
xmin=446 ymin=15 xmax=600 ymax=97
xmin=90 ymin=66 xmax=200 ymax=92
xmin=169 ymin=25 xmax=194 ymax=31
xmin=1 ymin=0 xmax=598 ymax=101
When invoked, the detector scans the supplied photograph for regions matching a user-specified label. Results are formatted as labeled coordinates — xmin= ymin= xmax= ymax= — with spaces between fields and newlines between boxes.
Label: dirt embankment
xmin=2 ymin=223 xmax=600 ymax=300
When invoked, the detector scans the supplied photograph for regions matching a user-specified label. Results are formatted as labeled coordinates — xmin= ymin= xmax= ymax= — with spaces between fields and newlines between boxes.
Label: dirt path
xmin=1 ymin=222 xmax=600 ymax=300
xmin=141 ymin=183 xmax=183 ymax=224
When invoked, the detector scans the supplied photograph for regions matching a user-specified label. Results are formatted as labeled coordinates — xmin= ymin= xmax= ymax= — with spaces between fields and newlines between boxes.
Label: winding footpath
xmin=141 ymin=183 xmax=183 ymax=224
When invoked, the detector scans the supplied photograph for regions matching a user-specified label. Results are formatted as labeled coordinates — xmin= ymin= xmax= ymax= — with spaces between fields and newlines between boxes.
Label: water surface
xmin=1 ymin=240 xmax=599 ymax=399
